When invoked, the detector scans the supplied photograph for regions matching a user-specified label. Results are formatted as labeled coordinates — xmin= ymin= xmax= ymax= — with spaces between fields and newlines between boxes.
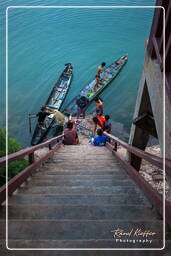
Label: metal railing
xmin=0 ymin=134 xmax=64 ymax=204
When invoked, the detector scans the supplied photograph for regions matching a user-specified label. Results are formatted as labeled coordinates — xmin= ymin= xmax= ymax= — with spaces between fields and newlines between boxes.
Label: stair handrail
xmin=0 ymin=134 xmax=64 ymax=204
xmin=0 ymin=134 xmax=64 ymax=168
xmin=75 ymin=122 xmax=169 ymax=171
xmin=103 ymin=131 xmax=171 ymax=227
xmin=78 ymin=123 xmax=170 ymax=173
xmin=103 ymin=132 xmax=171 ymax=175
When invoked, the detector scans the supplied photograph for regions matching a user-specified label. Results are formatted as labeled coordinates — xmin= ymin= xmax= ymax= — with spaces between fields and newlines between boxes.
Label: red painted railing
xmin=0 ymin=134 xmax=64 ymax=205
xmin=104 ymin=131 xmax=171 ymax=228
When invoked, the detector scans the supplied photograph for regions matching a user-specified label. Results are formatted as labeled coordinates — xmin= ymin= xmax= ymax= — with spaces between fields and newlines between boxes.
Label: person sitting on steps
xmin=63 ymin=121 xmax=79 ymax=145
xmin=91 ymin=128 xmax=108 ymax=146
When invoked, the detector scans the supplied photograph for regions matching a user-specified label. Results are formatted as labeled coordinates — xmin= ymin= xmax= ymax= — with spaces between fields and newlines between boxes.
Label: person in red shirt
xmin=63 ymin=121 xmax=79 ymax=145
xmin=92 ymin=115 xmax=111 ymax=136
xmin=92 ymin=115 xmax=106 ymax=136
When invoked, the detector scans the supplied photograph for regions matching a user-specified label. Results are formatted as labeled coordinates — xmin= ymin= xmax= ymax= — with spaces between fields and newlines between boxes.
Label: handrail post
xmin=28 ymin=152 xmax=34 ymax=164
xmin=113 ymin=142 xmax=117 ymax=151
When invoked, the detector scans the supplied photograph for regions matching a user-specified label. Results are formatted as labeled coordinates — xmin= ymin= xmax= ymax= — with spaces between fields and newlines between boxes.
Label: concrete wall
xmin=129 ymin=52 xmax=171 ymax=187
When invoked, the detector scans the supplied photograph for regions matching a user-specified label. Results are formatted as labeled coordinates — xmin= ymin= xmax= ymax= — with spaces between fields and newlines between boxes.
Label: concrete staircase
xmin=0 ymin=138 xmax=170 ymax=255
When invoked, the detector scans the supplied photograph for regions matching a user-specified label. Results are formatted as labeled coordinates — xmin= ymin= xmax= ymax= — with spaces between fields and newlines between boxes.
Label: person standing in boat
xmin=94 ymin=75 xmax=100 ymax=92
xmin=64 ymin=63 xmax=73 ymax=75
xmin=30 ymin=107 xmax=51 ymax=129
xmin=76 ymin=96 xmax=89 ymax=119
xmin=97 ymin=62 xmax=106 ymax=76
xmin=94 ymin=62 xmax=106 ymax=91
xmin=94 ymin=97 xmax=103 ymax=117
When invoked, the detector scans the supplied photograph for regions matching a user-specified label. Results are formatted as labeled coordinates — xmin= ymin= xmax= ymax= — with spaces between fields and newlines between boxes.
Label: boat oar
xmin=28 ymin=114 xmax=32 ymax=134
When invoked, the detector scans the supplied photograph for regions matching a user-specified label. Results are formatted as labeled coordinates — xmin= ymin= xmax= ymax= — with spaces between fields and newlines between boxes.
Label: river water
xmin=0 ymin=0 xmax=155 ymax=146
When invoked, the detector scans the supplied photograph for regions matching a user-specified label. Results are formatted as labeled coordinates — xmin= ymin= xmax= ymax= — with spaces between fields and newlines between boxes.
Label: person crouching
xmin=63 ymin=121 xmax=79 ymax=145
xmin=92 ymin=115 xmax=111 ymax=136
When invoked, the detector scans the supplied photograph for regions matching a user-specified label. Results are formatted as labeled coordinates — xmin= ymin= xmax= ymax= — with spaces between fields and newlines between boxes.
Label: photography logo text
xmin=111 ymin=228 xmax=157 ymax=244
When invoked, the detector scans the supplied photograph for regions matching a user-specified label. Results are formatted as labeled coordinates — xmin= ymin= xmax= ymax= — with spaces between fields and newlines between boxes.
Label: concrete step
xmin=44 ymin=164 xmax=120 ymax=171
xmin=42 ymin=165 xmax=122 ymax=171
xmin=19 ymin=185 xmax=141 ymax=195
xmin=54 ymin=151 xmax=114 ymax=156
xmin=32 ymin=174 xmax=129 ymax=180
xmin=0 ymin=205 xmax=156 ymax=220
xmin=8 ymin=194 xmax=149 ymax=206
xmin=47 ymin=159 xmax=118 ymax=165
xmin=51 ymin=156 xmax=117 ymax=160
xmin=5 ymin=238 xmax=165 ymax=249
xmin=40 ymin=169 xmax=127 ymax=176
xmin=0 ymin=220 xmax=163 ymax=240
xmin=50 ymin=156 xmax=118 ymax=160
xmin=56 ymin=146 xmax=109 ymax=152
xmin=29 ymin=178 xmax=135 ymax=187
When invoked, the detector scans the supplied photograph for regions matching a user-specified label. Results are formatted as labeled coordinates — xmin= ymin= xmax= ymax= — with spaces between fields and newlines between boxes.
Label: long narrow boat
xmin=62 ymin=55 xmax=128 ymax=116
xmin=31 ymin=63 xmax=73 ymax=145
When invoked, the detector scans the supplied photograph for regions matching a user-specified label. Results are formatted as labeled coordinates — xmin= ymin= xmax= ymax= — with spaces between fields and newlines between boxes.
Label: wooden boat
xmin=62 ymin=55 xmax=128 ymax=116
xmin=31 ymin=63 xmax=73 ymax=145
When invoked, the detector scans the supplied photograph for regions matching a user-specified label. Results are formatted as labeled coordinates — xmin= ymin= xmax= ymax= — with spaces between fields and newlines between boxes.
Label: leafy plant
xmin=0 ymin=128 xmax=28 ymax=186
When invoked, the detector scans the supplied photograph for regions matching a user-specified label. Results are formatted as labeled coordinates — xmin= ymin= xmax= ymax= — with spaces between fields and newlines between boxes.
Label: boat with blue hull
xmin=31 ymin=63 xmax=73 ymax=145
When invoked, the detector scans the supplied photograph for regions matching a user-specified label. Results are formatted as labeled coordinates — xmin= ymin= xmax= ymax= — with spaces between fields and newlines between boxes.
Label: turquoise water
xmin=0 ymin=0 xmax=155 ymax=146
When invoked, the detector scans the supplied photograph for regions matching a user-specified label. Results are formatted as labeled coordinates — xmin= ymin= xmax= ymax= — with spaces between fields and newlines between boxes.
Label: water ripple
xmin=0 ymin=0 xmax=155 ymax=145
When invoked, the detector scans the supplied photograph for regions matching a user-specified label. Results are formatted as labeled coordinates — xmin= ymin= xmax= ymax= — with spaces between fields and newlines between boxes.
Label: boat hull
xmin=31 ymin=64 xmax=73 ymax=145
xmin=63 ymin=55 xmax=128 ymax=116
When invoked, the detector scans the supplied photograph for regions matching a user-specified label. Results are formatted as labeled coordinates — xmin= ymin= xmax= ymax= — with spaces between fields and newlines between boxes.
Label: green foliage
xmin=0 ymin=128 xmax=28 ymax=186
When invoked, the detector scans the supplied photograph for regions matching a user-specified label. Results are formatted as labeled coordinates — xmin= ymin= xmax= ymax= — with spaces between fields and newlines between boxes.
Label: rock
xmin=152 ymin=174 xmax=163 ymax=181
